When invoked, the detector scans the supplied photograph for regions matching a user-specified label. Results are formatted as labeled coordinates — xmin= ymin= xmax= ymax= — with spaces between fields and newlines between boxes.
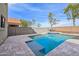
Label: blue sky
xmin=8 ymin=3 xmax=79 ymax=27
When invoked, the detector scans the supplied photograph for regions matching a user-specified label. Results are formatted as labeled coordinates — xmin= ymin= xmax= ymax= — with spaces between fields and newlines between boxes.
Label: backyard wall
xmin=53 ymin=26 xmax=79 ymax=34
xmin=33 ymin=28 xmax=49 ymax=34
xmin=8 ymin=26 xmax=79 ymax=36
xmin=8 ymin=27 xmax=49 ymax=36
xmin=0 ymin=4 xmax=8 ymax=45
xmin=8 ymin=27 xmax=36 ymax=36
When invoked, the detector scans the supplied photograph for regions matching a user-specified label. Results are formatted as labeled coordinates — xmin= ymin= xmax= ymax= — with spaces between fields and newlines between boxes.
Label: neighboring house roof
xmin=8 ymin=18 xmax=21 ymax=25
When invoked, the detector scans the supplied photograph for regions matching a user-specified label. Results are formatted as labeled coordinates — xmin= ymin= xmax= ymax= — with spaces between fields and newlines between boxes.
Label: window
xmin=0 ymin=14 xmax=5 ymax=28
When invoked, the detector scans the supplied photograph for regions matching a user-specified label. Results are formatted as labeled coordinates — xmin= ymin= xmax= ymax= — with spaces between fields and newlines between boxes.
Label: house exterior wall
xmin=0 ymin=3 xmax=8 ymax=45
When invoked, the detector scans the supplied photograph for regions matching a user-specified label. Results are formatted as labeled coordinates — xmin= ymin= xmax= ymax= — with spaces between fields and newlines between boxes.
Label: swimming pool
xmin=26 ymin=33 xmax=73 ymax=56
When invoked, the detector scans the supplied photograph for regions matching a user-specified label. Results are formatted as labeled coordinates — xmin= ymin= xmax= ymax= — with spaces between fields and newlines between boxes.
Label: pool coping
xmin=59 ymin=32 xmax=79 ymax=36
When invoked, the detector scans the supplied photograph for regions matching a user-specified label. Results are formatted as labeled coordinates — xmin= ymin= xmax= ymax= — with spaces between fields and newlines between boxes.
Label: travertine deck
xmin=47 ymin=41 xmax=79 ymax=56
xmin=0 ymin=35 xmax=35 ymax=56
xmin=0 ymin=35 xmax=79 ymax=56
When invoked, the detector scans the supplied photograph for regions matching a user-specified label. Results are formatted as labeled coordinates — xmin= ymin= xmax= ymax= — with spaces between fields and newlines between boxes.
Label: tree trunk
xmin=50 ymin=24 xmax=53 ymax=31
xmin=73 ymin=19 xmax=76 ymax=26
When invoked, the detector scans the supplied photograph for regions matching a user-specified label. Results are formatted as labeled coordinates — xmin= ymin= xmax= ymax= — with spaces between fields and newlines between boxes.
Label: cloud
xmin=8 ymin=3 xmax=64 ymax=13
xmin=8 ymin=4 xmax=24 ymax=12
xmin=8 ymin=4 xmax=43 ymax=12
xmin=23 ymin=4 xmax=43 ymax=12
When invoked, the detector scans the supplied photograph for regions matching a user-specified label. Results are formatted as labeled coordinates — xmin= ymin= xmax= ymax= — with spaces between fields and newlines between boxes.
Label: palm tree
xmin=64 ymin=3 xmax=79 ymax=26
xmin=48 ymin=12 xmax=57 ymax=31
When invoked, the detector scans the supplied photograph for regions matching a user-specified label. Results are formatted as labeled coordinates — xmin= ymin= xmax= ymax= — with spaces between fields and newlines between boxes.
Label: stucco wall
xmin=8 ymin=27 xmax=36 ymax=36
xmin=33 ymin=28 xmax=49 ymax=34
xmin=53 ymin=26 xmax=79 ymax=34
xmin=0 ymin=3 xmax=8 ymax=45
xmin=8 ymin=27 xmax=49 ymax=36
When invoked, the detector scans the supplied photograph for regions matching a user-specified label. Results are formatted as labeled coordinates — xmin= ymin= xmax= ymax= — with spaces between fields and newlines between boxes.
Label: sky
xmin=8 ymin=3 xmax=79 ymax=27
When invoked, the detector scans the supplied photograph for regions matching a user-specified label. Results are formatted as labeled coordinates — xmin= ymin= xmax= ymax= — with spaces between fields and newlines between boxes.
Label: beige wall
xmin=33 ymin=28 xmax=49 ymax=34
xmin=53 ymin=26 xmax=79 ymax=34
xmin=0 ymin=3 xmax=8 ymax=45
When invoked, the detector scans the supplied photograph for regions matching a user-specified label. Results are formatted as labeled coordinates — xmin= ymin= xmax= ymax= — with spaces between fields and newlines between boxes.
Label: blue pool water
xmin=26 ymin=33 xmax=73 ymax=56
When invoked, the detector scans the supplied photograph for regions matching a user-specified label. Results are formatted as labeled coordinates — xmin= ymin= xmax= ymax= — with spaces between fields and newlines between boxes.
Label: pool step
xmin=26 ymin=41 xmax=45 ymax=56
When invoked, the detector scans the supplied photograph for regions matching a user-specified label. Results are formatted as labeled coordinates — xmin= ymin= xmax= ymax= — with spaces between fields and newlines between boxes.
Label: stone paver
xmin=0 ymin=35 xmax=35 ymax=56
xmin=47 ymin=41 xmax=79 ymax=56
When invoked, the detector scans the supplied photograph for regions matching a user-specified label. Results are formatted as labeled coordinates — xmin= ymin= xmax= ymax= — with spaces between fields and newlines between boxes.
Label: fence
xmin=8 ymin=26 xmax=79 ymax=36
xmin=8 ymin=27 xmax=36 ymax=36
xmin=53 ymin=26 xmax=79 ymax=34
